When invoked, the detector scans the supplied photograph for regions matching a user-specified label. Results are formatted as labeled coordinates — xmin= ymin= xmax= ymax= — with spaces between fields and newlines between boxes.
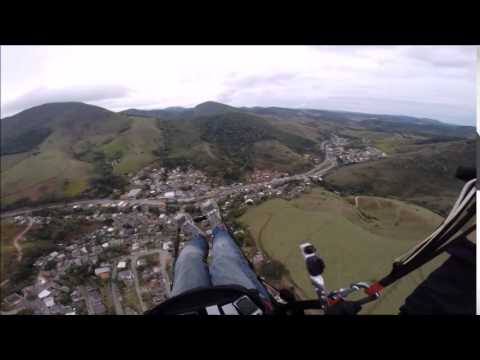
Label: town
xmin=0 ymin=135 xmax=386 ymax=315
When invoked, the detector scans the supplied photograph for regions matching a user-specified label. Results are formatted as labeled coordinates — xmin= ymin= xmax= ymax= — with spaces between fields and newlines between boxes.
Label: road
xmin=12 ymin=216 xmax=33 ymax=262
xmin=0 ymin=307 xmax=25 ymax=315
xmin=130 ymin=249 xmax=171 ymax=313
xmin=159 ymin=251 xmax=172 ymax=298
xmin=0 ymin=141 xmax=339 ymax=219
xmin=79 ymin=285 xmax=95 ymax=315
xmin=110 ymin=248 xmax=171 ymax=314
xmin=110 ymin=265 xmax=125 ymax=315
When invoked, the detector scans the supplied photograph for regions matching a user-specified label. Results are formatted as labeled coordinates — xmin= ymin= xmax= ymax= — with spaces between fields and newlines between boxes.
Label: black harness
xmin=145 ymin=285 xmax=270 ymax=315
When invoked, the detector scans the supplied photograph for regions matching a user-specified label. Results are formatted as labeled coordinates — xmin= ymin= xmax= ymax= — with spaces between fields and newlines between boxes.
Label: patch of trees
xmin=30 ymin=218 xmax=81 ymax=244
xmin=258 ymin=259 xmax=288 ymax=281
xmin=0 ymin=127 xmax=52 ymax=155
xmin=98 ymin=244 xmax=130 ymax=262
xmin=89 ymin=151 xmax=128 ymax=197
xmin=9 ymin=235 xmax=59 ymax=290
xmin=9 ymin=261 xmax=37 ymax=287
xmin=60 ymin=264 xmax=92 ymax=287
xmin=414 ymin=136 xmax=462 ymax=145
xmin=1 ymin=195 xmax=64 ymax=212
xmin=43 ymin=259 xmax=57 ymax=271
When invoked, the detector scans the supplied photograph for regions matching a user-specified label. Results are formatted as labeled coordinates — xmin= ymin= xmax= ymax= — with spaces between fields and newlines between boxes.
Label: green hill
xmin=155 ymin=110 xmax=320 ymax=181
xmin=0 ymin=103 xmax=162 ymax=207
xmin=239 ymin=188 xmax=448 ymax=314
xmin=325 ymin=139 xmax=476 ymax=215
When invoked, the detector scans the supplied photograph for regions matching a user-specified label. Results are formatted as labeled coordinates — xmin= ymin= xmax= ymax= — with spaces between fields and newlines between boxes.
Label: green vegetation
xmin=60 ymin=264 xmax=92 ymax=287
xmin=88 ymin=151 xmax=128 ymax=197
xmin=258 ymin=259 xmax=289 ymax=281
xmin=1 ymin=127 xmax=52 ymax=155
xmin=0 ymin=103 xmax=130 ymax=206
xmin=157 ymin=111 xmax=318 ymax=182
xmin=64 ymin=179 xmax=89 ymax=197
xmin=325 ymin=139 xmax=475 ymax=215
xmin=239 ymin=188 xmax=447 ymax=314
xmin=1 ymin=217 xmax=101 ymax=295
xmin=0 ymin=221 xmax=22 ymax=284
xmin=98 ymin=244 xmax=130 ymax=262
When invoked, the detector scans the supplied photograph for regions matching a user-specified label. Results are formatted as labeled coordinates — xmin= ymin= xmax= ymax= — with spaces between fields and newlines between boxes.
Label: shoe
xmin=201 ymin=199 xmax=222 ymax=229
xmin=174 ymin=212 xmax=205 ymax=238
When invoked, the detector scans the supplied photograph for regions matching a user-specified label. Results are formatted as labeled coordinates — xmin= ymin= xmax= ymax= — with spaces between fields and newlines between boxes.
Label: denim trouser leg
xmin=209 ymin=225 xmax=271 ymax=302
xmin=171 ymin=234 xmax=212 ymax=297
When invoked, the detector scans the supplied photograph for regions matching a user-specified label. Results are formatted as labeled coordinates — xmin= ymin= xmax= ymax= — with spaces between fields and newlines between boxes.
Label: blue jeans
xmin=171 ymin=225 xmax=271 ymax=303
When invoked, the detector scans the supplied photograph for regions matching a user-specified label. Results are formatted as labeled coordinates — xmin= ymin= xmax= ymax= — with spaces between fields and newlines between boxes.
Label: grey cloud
xmin=224 ymin=72 xmax=300 ymax=88
xmin=218 ymin=73 xmax=301 ymax=104
xmin=312 ymin=96 xmax=475 ymax=125
xmin=219 ymin=87 xmax=475 ymax=126
xmin=4 ymin=84 xmax=130 ymax=116
xmin=401 ymin=46 xmax=475 ymax=68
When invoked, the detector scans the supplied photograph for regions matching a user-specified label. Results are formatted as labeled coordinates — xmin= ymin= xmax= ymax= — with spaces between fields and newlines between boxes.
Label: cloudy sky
xmin=1 ymin=45 xmax=477 ymax=125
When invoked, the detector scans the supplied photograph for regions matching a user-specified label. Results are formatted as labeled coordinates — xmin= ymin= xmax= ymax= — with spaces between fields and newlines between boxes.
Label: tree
xmin=259 ymin=259 xmax=287 ymax=281
xmin=43 ymin=260 xmax=57 ymax=271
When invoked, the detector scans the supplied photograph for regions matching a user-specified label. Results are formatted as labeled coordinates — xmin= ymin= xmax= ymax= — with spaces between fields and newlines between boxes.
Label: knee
xmin=178 ymin=246 xmax=205 ymax=262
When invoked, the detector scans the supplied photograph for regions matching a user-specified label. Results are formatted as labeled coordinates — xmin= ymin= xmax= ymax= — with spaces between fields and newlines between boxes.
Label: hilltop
xmin=1 ymin=103 xmax=160 ymax=207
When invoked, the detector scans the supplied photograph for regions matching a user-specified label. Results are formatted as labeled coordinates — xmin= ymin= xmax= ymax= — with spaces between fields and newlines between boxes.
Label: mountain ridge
xmin=1 ymin=101 xmax=476 ymax=211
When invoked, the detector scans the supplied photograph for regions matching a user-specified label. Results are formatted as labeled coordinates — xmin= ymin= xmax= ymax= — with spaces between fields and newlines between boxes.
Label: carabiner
xmin=327 ymin=282 xmax=380 ymax=307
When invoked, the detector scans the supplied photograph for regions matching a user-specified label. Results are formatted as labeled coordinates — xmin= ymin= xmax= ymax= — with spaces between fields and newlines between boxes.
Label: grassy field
xmin=239 ymin=188 xmax=447 ymax=314
xmin=99 ymin=117 xmax=164 ymax=175
xmin=253 ymin=140 xmax=311 ymax=174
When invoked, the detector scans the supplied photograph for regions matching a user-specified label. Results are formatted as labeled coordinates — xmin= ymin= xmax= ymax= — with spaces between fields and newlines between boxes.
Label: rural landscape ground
xmin=240 ymin=189 xmax=448 ymax=314
xmin=0 ymin=101 xmax=476 ymax=315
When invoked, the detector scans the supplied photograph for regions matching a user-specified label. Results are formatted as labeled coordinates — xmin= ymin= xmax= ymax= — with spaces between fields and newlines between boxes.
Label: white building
xmin=164 ymin=191 xmax=175 ymax=199
xmin=43 ymin=296 xmax=55 ymax=308
xmin=38 ymin=289 xmax=51 ymax=299
xmin=127 ymin=188 xmax=143 ymax=199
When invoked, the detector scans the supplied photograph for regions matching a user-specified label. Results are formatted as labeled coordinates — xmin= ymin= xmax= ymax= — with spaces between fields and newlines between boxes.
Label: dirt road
xmin=355 ymin=196 xmax=360 ymax=209
xmin=13 ymin=217 xmax=33 ymax=262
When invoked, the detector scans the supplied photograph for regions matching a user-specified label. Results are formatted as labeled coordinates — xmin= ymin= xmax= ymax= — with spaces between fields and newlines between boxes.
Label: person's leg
xmin=171 ymin=234 xmax=212 ymax=297
xmin=209 ymin=224 xmax=272 ymax=304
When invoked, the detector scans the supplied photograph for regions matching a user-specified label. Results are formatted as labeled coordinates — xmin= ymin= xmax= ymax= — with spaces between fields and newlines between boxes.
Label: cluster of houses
xmin=123 ymin=166 xmax=219 ymax=202
xmin=337 ymin=146 xmax=387 ymax=164
xmin=2 ymin=201 xmax=178 ymax=314
xmin=2 ymin=162 xmax=330 ymax=315
xmin=327 ymin=135 xmax=386 ymax=165
xmin=3 ymin=276 xmax=77 ymax=315
xmin=137 ymin=259 xmax=168 ymax=307
xmin=245 ymin=169 xmax=290 ymax=184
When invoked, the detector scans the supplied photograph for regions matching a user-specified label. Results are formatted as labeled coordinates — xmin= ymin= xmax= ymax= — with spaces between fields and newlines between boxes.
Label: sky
xmin=1 ymin=45 xmax=477 ymax=125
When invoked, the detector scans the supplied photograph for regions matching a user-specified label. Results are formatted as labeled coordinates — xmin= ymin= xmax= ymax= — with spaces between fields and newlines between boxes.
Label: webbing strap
xmin=365 ymin=282 xmax=384 ymax=296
